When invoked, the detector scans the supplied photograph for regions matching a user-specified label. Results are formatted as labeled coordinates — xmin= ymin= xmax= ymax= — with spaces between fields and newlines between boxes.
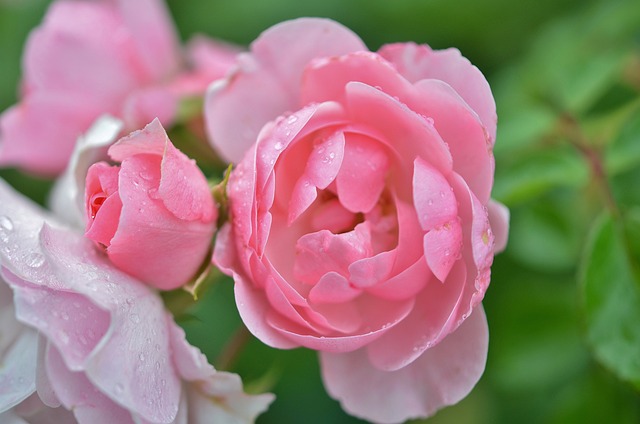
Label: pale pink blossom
xmin=84 ymin=119 xmax=217 ymax=290
xmin=0 ymin=177 xmax=273 ymax=424
xmin=208 ymin=18 xmax=509 ymax=423
xmin=0 ymin=0 xmax=238 ymax=176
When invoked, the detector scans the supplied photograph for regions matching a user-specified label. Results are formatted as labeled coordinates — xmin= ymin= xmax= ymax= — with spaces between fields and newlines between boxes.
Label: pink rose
xmin=85 ymin=119 xmax=217 ymax=291
xmin=0 ymin=0 xmax=238 ymax=176
xmin=0 ymin=178 xmax=274 ymax=424
xmin=208 ymin=19 xmax=509 ymax=423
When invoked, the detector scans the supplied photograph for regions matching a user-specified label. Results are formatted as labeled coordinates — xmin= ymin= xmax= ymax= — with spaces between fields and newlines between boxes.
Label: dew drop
xmin=139 ymin=171 xmax=153 ymax=181
xmin=114 ymin=383 xmax=124 ymax=396
xmin=59 ymin=330 xmax=70 ymax=345
xmin=427 ymin=199 xmax=433 ymax=206
xmin=274 ymin=141 xmax=284 ymax=150
xmin=129 ymin=313 xmax=141 ymax=324
xmin=287 ymin=115 xmax=298 ymax=124
xmin=139 ymin=353 xmax=146 ymax=362
xmin=0 ymin=215 xmax=14 ymax=231
xmin=26 ymin=252 xmax=45 ymax=268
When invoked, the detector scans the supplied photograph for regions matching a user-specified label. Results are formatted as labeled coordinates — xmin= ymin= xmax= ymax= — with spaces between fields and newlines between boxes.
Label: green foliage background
xmin=1 ymin=0 xmax=640 ymax=423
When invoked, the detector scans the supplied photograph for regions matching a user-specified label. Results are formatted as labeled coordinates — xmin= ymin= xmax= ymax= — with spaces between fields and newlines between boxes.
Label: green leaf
xmin=507 ymin=191 xmax=587 ymax=272
xmin=493 ymin=145 xmax=588 ymax=205
xmin=581 ymin=212 xmax=640 ymax=389
xmin=606 ymin=106 xmax=640 ymax=176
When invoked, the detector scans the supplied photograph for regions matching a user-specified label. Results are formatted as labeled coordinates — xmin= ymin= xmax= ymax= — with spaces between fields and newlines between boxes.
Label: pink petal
xmin=158 ymin=132 xmax=215 ymax=222
xmin=488 ymin=199 xmax=509 ymax=253
xmin=310 ymin=198 xmax=359 ymax=234
xmin=0 ymin=93 xmax=103 ymax=176
xmin=413 ymin=156 xmax=458 ymax=231
xmin=115 ymin=0 xmax=181 ymax=81
xmin=366 ymin=256 xmax=432 ymax=301
xmin=288 ymin=130 xmax=345 ymax=224
xmin=344 ymin=82 xmax=453 ymax=187
xmin=107 ymin=153 xmax=214 ymax=290
xmin=24 ymin=2 xmax=141 ymax=98
xmin=365 ymin=261 xmax=467 ymax=371
xmin=233 ymin=273 xmax=300 ymax=349
xmin=379 ymin=43 xmax=497 ymax=144
xmin=293 ymin=225 xmax=372 ymax=285
xmin=252 ymin=18 xmax=366 ymax=99
xmin=205 ymin=56 xmax=296 ymax=164
xmin=336 ymin=133 xmax=389 ymax=213
xmin=320 ymin=308 xmax=488 ymax=424
xmin=447 ymin=173 xmax=493 ymax=323
xmin=9 ymin=393 xmax=76 ymax=423
xmin=301 ymin=51 xmax=411 ymax=106
xmin=205 ymin=18 xmax=365 ymax=164
xmin=50 ymin=116 xmax=123 ymax=227
xmin=423 ymin=218 xmax=463 ymax=282
xmin=3 ymin=270 xmax=110 ymax=372
xmin=268 ymin=302 xmax=409 ymax=354
xmin=108 ymin=118 xmax=166 ymax=160
xmin=84 ymin=163 xmax=122 ymax=246
xmin=121 ymin=87 xmax=177 ymax=130
xmin=412 ymin=79 xmax=494 ymax=204
xmin=348 ymin=250 xmax=396 ymax=288
xmin=0 ymin=181 xmax=185 ymax=423
xmin=44 ymin=345 xmax=135 ymax=424
xmin=185 ymin=35 xmax=240 ymax=81
xmin=308 ymin=272 xmax=361 ymax=304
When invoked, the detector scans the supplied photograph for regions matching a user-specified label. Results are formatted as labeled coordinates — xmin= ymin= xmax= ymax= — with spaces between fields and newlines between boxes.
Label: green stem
xmin=215 ymin=324 xmax=252 ymax=371
xmin=560 ymin=114 xmax=620 ymax=219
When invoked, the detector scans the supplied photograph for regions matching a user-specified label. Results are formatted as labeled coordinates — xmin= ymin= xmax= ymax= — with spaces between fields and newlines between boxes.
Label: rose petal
xmin=336 ymin=133 xmax=389 ymax=214
xmin=488 ymin=199 xmax=509 ymax=253
xmin=345 ymin=82 xmax=453 ymax=188
xmin=423 ymin=218 xmax=463 ymax=282
xmin=366 ymin=261 xmax=467 ymax=371
xmin=205 ymin=18 xmax=365 ymax=164
xmin=233 ymin=273 xmax=299 ymax=349
xmin=413 ymin=156 xmax=458 ymax=231
xmin=115 ymin=0 xmax=181 ymax=81
xmin=24 ymin=2 xmax=140 ymax=97
xmin=288 ymin=130 xmax=345 ymax=224
xmin=379 ymin=43 xmax=497 ymax=144
xmin=301 ymin=51 xmax=411 ymax=106
xmin=0 ymin=93 xmax=104 ymax=175
xmin=0 ymin=320 xmax=37 ymax=412
xmin=49 ymin=115 xmax=123 ymax=227
xmin=44 ymin=345 xmax=135 ymax=424
xmin=308 ymin=272 xmax=361 ymax=304
xmin=412 ymin=79 xmax=494 ymax=204
xmin=320 ymin=307 xmax=488 ymax=424
xmin=293 ymin=225 xmax=372 ymax=285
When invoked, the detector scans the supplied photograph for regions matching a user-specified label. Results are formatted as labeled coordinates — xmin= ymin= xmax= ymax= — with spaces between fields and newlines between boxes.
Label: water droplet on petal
xmin=0 ymin=216 xmax=14 ymax=231
xmin=274 ymin=141 xmax=284 ymax=150
xmin=129 ymin=313 xmax=141 ymax=324
xmin=287 ymin=115 xmax=298 ymax=124
xmin=26 ymin=252 xmax=45 ymax=268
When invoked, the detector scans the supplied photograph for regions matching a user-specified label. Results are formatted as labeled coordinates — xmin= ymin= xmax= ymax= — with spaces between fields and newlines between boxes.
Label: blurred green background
xmin=1 ymin=0 xmax=640 ymax=423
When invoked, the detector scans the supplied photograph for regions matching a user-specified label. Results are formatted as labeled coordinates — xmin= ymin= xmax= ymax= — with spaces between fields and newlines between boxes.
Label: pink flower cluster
xmin=0 ymin=2 xmax=508 ymax=424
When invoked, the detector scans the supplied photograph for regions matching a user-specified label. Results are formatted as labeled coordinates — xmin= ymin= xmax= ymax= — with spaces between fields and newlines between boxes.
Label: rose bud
xmin=85 ymin=119 xmax=216 ymax=290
